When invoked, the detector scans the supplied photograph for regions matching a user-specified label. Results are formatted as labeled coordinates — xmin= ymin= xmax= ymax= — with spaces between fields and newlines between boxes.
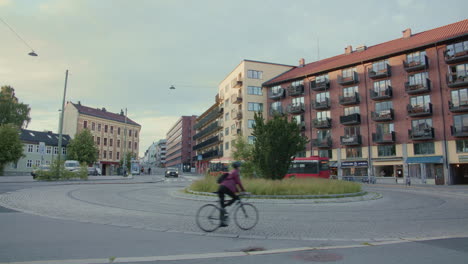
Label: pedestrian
xmin=148 ymin=167 xmax=151 ymax=175
xmin=406 ymin=176 xmax=411 ymax=186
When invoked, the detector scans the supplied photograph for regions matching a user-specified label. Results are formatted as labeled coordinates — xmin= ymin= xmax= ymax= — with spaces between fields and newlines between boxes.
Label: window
xmin=446 ymin=41 xmax=468 ymax=57
xmin=316 ymin=110 xmax=330 ymax=120
xmin=224 ymin=84 xmax=229 ymax=93
xmin=344 ymin=126 xmax=360 ymax=136
xmin=104 ymin=125 xmax=108 ymax=133
xmin=117 ymin=140 xmax=120 ymax=148
xmin=54 ymin=147 xmax=58 ymax=154
xmin=292 ymin=97 xmax=304 ymax=106
xmin=224 ymin=98 xmax=229 ymax=108
xmin=316 ymin=92 xmax=329 ymax=102
xmin=449 ymin=63 xmax=468 ymax=79
xmin=270 ymin=101 xmax=282 ymax=114
xmin=316 ymin=74 xmax=329 ymax=83
xmin=372 ymin=59 xmax=389 ymax=72
xmin=225 ymin=113 xmax=230 ymax=121
xmin=414 ymin=142 xmax=435 ymax=155
xmin=248 ymin=102 xmax=263 ymax=111
xmin=317 ymin=129 xmax=331 ymax=140
xmin=110 ymin=139 xmax=113 ymax=147
xmin=408 ymin=72 xmax=428 ymax=85
xmin=342 ymin=86 xmax=358 ymax=98
xmin=346 ymin=147 xmax=362 ymax=158
xmin=129 ymin=130 xmax=132 ymax=137
xmin=456 ymin=140 xmax=468 ymax=153
xmin=225 ymin=127 xmax=229 ymax=136
xmin=109 ymin=151 xmax=113 ymax=159
xmin=453 ymin=114 xmax=468 ymax=132
xmin=83 ymin=121 xmax=88 ymax=129
xmin=62 ymin=147 xmax=66 ymax=155
xmin=97 ymin=137 xmax=101 ymax=145
xmin=118 ymin=127 xmax=121 ymax=135
xmin=134 ymin=142 xmax=137 ymax=149
xmin=231 ymin=124 xmax=236 ymax=131
xmin=104 ymin=138 xmax=107 ymax=146
xmin=92 ymin=122 xmax=95 ymax=130
xmin=375 ymin=101 xmax=393 ymax=113
xmin=135 ymin=131 xmax=138 ymax=138
xmin=378 ymin=145 xmax=396 ymax=157
xmin=98 ymin=124 xmax=101 ymax=131
xmin=376 ymin=123 xmax=394 ymax=134
xmin=292 ymin=80 xmax=303 ymax=87
xmin=342 ymin=67 xmax=357 ymax=78
xmin=318 ymin=149 xmax=332 ymax=159
xmin=412 ymin=118 xmax=432 ymax=131
xmin=373 ymin=79 xmax=391 ymax=93
xmin=35 ymin=145 xmax=40 ymax=152
xmin=271 ymin=85 xmax=283 ymax=95
xmin=410 ymin=95 xmax=431 ymax=108
xmin=110 ymin=126 xmax=113 ymax=134
xmin=406 ymin=50 xmax=427 ymax=64
xmin=103 ymin=150 xmax=107 ymax=159
xmin=451 ymin=88 xmax=468 ymax=107
xmin=46 ymin=146 xmax=52 ymax=154
xmin=225 ymin=142 xmax=229 ymax=150
xmin=128 ymin=141 xmax=132 ymax=149
xmin=248 ymin=119 xmax=255 ymax=128
xmin=248 ymin=86 xmax=262 ymax=95
xmin=35 ymin=160 xmax=41 ymax=167
xmin=248 ymin=136 xmax=256 ymax=144
xmin=292 ymin=114 xmax=304 ymax=126
xmin=26 ymin=160 xmax=32 ymax=168
xmin=27 ymin=144 xmax=33 ymax=153
xmin=247 ymin=70 xmax=263 ymax=79
xmin=344 ymin=106 xmax=360 ymax=116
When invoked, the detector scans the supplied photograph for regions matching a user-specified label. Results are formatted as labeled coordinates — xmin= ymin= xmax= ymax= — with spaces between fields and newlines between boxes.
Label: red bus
xmin=285 ymin=156 xmax=330 ymax=179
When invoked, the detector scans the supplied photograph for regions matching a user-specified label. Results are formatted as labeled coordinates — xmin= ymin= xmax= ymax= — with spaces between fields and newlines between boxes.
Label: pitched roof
xmin=20 ymin=129 xmax=71 ymax=146
xmin=264 ymin=19 xmax=468 ymax=86
xmin=72 ymin=102 xmax=141 ymax=126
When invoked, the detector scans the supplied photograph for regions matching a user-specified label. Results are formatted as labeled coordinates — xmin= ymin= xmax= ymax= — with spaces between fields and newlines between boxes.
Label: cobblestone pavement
xmin=1 ymin=177 xmax=467 ymax=243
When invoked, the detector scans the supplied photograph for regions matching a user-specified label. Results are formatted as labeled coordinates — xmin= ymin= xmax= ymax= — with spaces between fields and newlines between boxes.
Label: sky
xmin=1 ymin=0 xmax=467 ymax=157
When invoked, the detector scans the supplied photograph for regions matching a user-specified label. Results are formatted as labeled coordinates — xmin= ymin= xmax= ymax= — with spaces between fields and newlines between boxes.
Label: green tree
xmin=66 ymin=129 xmax=98 ymax=165
xmin=0 ymin=124 xmax=24 ymax=175
xmin=0 ymin=86 xmax=31 ymax=128
xmin=232 ymin=134 xmax=256 ymax=178
xmin=252 ymin=112 xmax=309 ymax=180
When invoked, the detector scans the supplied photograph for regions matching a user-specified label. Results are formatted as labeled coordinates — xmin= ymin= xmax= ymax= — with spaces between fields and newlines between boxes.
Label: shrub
xmin=36 ymin=160 xmax=88 ymax=181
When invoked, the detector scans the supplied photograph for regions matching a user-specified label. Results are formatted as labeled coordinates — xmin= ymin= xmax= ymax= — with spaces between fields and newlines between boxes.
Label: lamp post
xmin=57 ymin=70 xmax=69 ymax=164
xmin=0 ymin=17 xmax=38 ymax=56
xmin=122 ymin=108 xmax=128 ymax=176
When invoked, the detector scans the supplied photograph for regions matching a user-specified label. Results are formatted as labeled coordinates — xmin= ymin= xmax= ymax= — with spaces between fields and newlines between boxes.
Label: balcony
xmin=372 ymin=131 xmax=396 ymax=143
xmin=233 ymin=112 xmax=243 ymax=120
xmin=337 ymin=72 xmax=359 ymax=86
xmin=201 ymin=149 xmax=222 ymax=159
xmin=193 ymin=106 xmax=222 ymax=130
xmin=218 ymin=107 xmax=224 ymax=113
xmin=270 ymin=107 xmax=284 ymax=116
xmin=287 ymin=103 xmax=305 ymax=114
xmin=287 ymin=84 xmax=304 ymax=96
xmin=409 ymin=128 xmax=435 ymax=140
xmin=312 ymin=118 xmax=332 ymax=129
xmin=447 ymin=73 xmax=468 ymax=89
xmin=310 ymin=79 xmax=330 ymax=91
xmin=451 ymin=126 xmax=468 ymax=137
xmin=407 ymin=103 xmax=433 ymax=117
xmin=231 ymin=94 xmax=242 ymax=104
xmin=368 ymin=64 xmax=391 ymax=79
xmin=339 ymin=92 xmax=360 ymax=105
xmin=193 ymin=136 xmax=220 ymax=151
xmin=449 ymin=100 xmax=468 ymax=113
xmin=403 ymin=55 xmax=428 ymax=72
xmin=299 ymin=121 xmax=306 ymax=131
xmin=444 ymin=49 xmax=468 ymax=64
xmin=370 ymin=86 xmax=392 ymax=100
xmin=312 ymin=138 xmax=332 ymax=148
xmin=340 ymin=135 xmax=362 ymax=146
xmin=312 ymin=99 xmax=330 ymax=110
xmin=340 ymin=113 xmax=361 ymax=125
xmin=269 ymin=88 xmax=285 ymax=100
xmin=193 ymin=122 xmax=223 ymax=140
xmin=371 ymin=109 xmax=394 ymax=122
xmin=232 ymin=79 xmax=243 ymax=88
xmin=405 ymin=78 xmax=431 ymax=94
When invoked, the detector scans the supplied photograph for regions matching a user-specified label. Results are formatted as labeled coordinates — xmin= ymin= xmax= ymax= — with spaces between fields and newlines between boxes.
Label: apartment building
xmin=165 ymin=116 xmax=197 ymax=171
xmin=192 ymin=98 xmax=224 ymax=173
xmin=155 ymin=139 xmax=167 ymax=167
xmin=218 ymin=60 xmax=294 ymax=159
xmin=63 ymin=101 xmax=141 ymax=175
xmin=263 ymin=19 xmax=468 ymax=185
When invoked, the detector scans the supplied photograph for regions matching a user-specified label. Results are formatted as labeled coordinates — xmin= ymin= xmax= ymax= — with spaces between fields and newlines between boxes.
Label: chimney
xmin=120 ymin=109 xmax=124 ymax=116
xmin=78 ymin=101 xmax=81 ymax=105
xmin=402 ymin=28 xmax=412 ymax=38
xmin=345 ymin=45 xmax=353 ymax=54
xmin=102 ymin=107 xmax=106 ymax=112
xmin=299 ymin=58 xmax=305 ymax=67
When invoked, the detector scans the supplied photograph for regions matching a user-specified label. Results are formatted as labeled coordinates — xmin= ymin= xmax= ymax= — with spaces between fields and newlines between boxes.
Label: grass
xmin=189 ymin=175 xmax=361 ymax=196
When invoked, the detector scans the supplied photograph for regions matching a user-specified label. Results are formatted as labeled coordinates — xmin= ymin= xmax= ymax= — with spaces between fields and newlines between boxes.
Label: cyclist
xmin=218 ymin=161 xmax=246 ymax=227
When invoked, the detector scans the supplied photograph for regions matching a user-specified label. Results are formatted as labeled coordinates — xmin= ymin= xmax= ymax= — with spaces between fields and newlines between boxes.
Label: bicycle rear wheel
xmin=234 ymin=203 xmax=258 ymax=230
xmin=196 ymin=204 xmax=221 ymax=232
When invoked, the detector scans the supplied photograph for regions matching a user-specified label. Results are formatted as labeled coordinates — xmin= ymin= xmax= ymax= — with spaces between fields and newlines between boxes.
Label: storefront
xmin=450 ymin=155 xmax=468 ymax=184
xmin=406 ymin=156 xmax=444 ymax=185
xmin=372 ymin=158 xmax=404 ymax=183
xmin=341 ymin=160 xmax=368 ymax=180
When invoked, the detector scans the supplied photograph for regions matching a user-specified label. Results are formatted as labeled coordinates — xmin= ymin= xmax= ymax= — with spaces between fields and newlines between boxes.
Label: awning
xmin=406 ymin=156 xmax=443 ymax=164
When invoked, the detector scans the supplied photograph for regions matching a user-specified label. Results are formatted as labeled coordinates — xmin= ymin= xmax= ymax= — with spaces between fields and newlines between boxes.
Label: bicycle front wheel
xmin=196 ymin=204 xmax=221 ymax=232
xmin=234 ymin=203 xmax=259 ymax=230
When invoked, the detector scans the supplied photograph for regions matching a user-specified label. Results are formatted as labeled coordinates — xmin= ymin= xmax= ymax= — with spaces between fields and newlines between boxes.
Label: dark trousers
xmin=218 ymin=185 xmax=238 ymax=223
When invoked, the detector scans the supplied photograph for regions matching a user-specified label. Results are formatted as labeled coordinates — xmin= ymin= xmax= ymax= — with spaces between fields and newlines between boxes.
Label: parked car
xmin=64 ymin=160 xmax=80 ymax=172
xmin=31 ymin=164 xmax=50 ymax=179
xmin=165 ymin=167 xmax=179 ymax=178
xmin=87 ymin=167 xmax=102 ymax=176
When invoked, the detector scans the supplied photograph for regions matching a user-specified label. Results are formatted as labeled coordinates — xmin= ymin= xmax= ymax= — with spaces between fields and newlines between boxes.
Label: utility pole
xmin=57 ymin=70 xmax=69 ymax=176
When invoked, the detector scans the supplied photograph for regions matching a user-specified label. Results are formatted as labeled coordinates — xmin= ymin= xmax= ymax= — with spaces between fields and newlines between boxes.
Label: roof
xmin=264 ymin=19 xmax=468 ymax=86
xmin=71 ymin=102 xmax=141 ymax=126
xmin=20 ymin=129 xmax=71 ymax=146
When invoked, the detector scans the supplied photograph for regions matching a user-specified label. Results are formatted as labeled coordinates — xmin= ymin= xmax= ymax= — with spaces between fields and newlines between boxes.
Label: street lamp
xmin=0 ymin=17 xmax=39 ymax=57
xmin=57 ymin=70 xmax=69 ymax=168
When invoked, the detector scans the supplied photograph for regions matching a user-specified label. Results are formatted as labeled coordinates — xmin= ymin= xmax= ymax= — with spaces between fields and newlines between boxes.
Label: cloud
xmin=0 ymin=0 xmax=12 ymax=7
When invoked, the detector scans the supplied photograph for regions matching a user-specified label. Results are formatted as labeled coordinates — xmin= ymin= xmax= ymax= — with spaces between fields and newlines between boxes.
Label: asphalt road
xmin=0 ymin=175 xmax=467 ymax=263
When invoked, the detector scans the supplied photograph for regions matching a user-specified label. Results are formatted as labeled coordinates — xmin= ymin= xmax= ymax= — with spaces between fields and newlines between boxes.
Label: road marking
xmin=3 ymin=235 xmax=468 ymax=264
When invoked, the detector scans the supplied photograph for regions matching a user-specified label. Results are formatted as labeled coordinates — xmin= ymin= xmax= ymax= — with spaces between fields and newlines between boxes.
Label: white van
xmin=64 ymin=160 xmax=80 ymax=172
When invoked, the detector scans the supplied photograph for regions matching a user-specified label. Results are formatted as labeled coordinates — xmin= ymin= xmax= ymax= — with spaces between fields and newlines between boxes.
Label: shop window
xmin=456 ymin=140 xmax=468 ymax=153
xmin=342 ymin=167 xmax=367 ymax=176
xmin=414 ymin=142 xmax=435 ymax=155
xmin=318 ymin=149 xmax=332 ymax=159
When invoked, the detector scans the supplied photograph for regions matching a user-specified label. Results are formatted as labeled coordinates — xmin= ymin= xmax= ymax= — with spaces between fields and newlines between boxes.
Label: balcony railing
xmin=193 ymin=136 xmax=220 ymax=151
xmin=337 ymin=72 xmax=359 ymax=86
xmin=407 ymin=103 xmax=432 ymax=117
xmin=287 ymin=103 xmax=305 ymax=114
xmin=405 ymin=78 xmax=431 ymax=94
xmin=449 ymin=100 xmax=468 ymax=113
xmin=269 ymin=107 xmax=284 ymax=116
xmin=370 ymin=86 xmax=392 ymax=100
xmin=269 ymin=88 xmax=285 ymax=100
xmin=451 ymin=126 xmax=468 ymax=137
xmin=408 ymin=128 xmax=435 ymax=140
xmin=339 ymin=92 xmax=360 ymax=105
xmin=193 ymin=121 xmax=223 ymax=140
xmin=372 ymin=131 xmax=396 ymax=143
xmin=232 ymin=79 xmax=243 ymax=88
xmin=444 ymin=49 xmax=468 ymax=64
xmin=312 ymin=99 xmax=330 ymax=110
xmin=340 ymin=135 xmax=362 ymax=146
xmin=201 ymin=149 xmax=222 ymax=159
xmin=287 ymin=84 xmax=304 ymax=96
xmin=299 ymin=121 xmax=306 ymax=131
xmin=193 ymin=106 xmax=222 ymax=130
xmin=368 ymin=64 xmax=391 ymax=79
xmin=233 ymin=111 xmax=243 ymax=120
xmin=447 ymin=73 xmax=468 ymax=89
xmin=340 ymin=113 xmax=361 ymax=125
xmin=403 ymin=55 xmax=428 ymax=72
xmin=231 ymin=94 xmax=242 ymax=104
xmin=312 ymin=137 xmax=332 ymax=148
xmin=371 ymin=109 xmax=394 ymax=122
xmin=312 ymin=118 xmax=332 ymax=128
xmin=310 ymin=79 xmax=330 ymax=91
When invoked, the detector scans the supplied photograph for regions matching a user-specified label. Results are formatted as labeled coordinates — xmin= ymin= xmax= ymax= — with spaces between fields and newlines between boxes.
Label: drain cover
xmin=293 ymin=251 xmax=343 ymax=262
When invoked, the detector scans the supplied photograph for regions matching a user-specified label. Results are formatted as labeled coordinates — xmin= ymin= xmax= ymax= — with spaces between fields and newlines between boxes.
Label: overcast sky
xmin=1 ymin=0 xmax=467 ymax=156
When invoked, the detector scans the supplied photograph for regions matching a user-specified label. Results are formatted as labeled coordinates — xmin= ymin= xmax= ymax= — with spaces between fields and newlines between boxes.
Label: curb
xmin=186 ymin=189 xmax=367 ymax=199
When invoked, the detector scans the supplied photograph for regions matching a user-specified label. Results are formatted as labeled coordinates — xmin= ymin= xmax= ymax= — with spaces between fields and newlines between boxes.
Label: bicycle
xmin=196 ymin=194 xmax=259 ymax=232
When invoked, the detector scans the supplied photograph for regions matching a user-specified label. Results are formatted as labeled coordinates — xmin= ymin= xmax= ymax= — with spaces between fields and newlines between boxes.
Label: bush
xmin=36 ymin=160 xmax=88 ymax=181
xmin=189 ymin=175 xmax=361 ymax=196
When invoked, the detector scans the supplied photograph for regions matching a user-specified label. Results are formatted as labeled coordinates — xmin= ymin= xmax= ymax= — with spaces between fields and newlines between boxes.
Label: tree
xmin=251 ymin=112 xmax=309 ymax=180
xmin=232 ymin=134 xmax=256 ymax=178
xmin=0 ymin=124 xmax=24 ymax=175
xmin=66 ymin=129 xmax=98 ymax=165
xmin=0 ymin=86 xmax=31 ymax=128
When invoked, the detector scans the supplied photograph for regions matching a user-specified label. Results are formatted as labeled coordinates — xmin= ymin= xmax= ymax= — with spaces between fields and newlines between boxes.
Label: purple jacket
xmin=220 ymin=169 xmax=245 ymax=193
